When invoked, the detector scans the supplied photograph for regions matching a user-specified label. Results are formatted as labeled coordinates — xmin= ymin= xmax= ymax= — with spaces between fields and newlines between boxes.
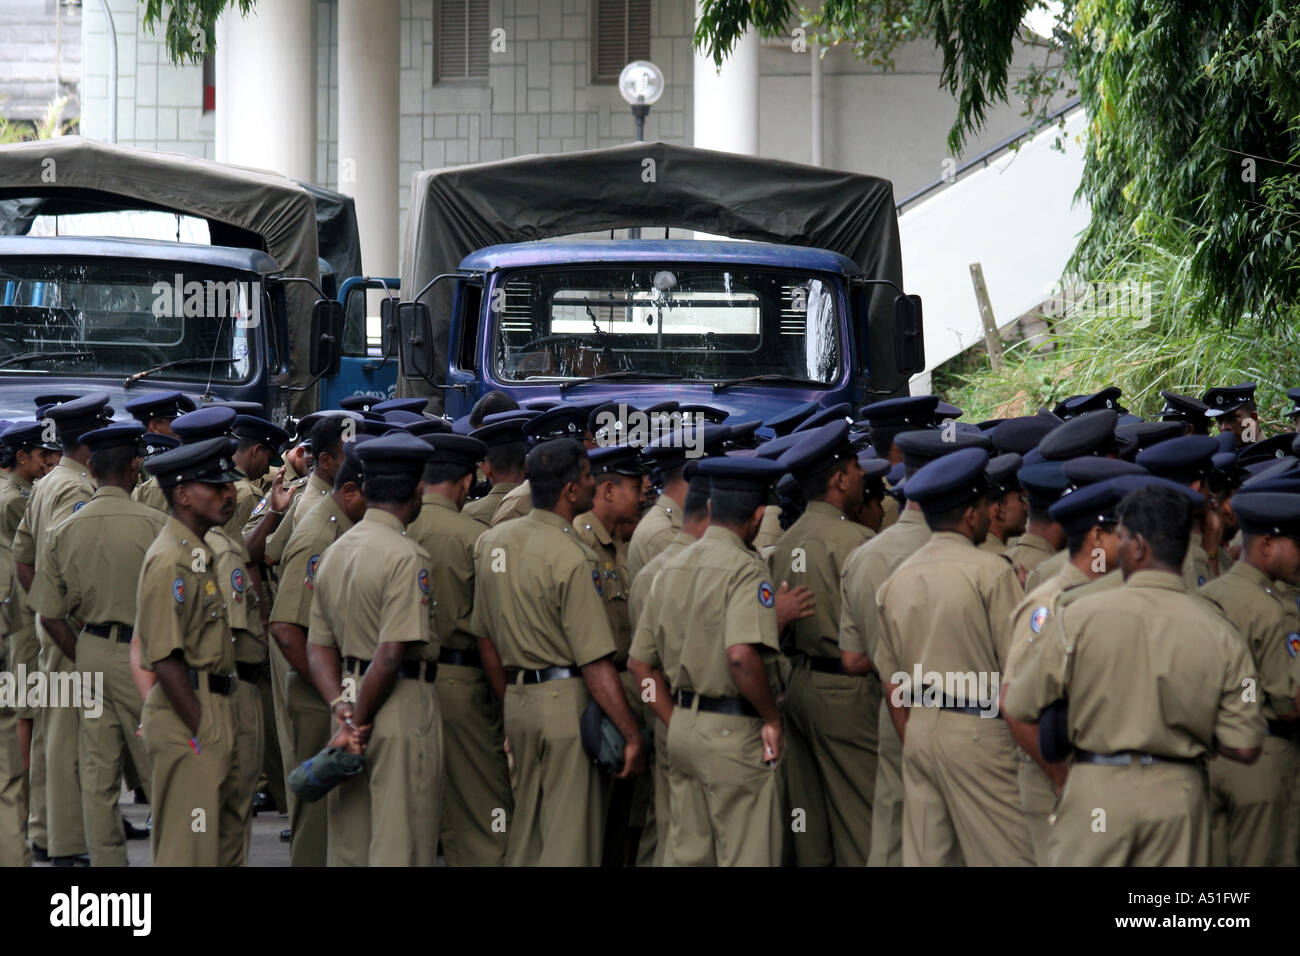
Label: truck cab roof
xmin=457 ymin=239 xmax=863 ymax=276
xmin=0 ymin=235 xmax=282 ymax=276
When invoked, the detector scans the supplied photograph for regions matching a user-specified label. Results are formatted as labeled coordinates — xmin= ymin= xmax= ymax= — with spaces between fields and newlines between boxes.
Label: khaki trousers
xmin=666 ymin=702 xmax=782 ymax=867
xmin=268 ymin=643 xmax=294 ymax=820
xmin=327 ymin=677 xmax=442 ymax=866
xmin=643 ymin=715 xmax=670 ymax=866
xmin=1208 ymin=735 xmax=1295 ymax=866
xmin=75 ymin=631 xmax=150 ymax=867
xmin=142 ymin=681 xmax=240 ymax=866
xmin=286 ymin=668 xmax=332 ymax=866
xmin=0 ymin=703 xmax=28 ymax=866
xmin=780 ymin=662 xmax=832 ymax=866
xmin=785 ymin=665 xmax=880 ymax=866
xmin=900 ymin=708 xmax=1032 ymax=867
xmin=1049 ymin=760 xmax=1209 ymax=866
xmin=437 ymin=662 xmax=510 ymax=866
xmin=228 ymin=673 xmax=264 ymax=866
xmin=503 ymin=676 xmax=605 ymax=866
xmin=867 ymin=694 xmax=903 ymax=866
xmin=1017 ymin=756 xmax=1058 ymax=866
xmin=43 ymin=639 xmax=86 ymax=858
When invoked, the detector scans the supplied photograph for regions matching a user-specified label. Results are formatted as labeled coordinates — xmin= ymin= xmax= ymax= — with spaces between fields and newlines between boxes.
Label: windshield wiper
xmin=558 ymin=371 xmax=680 ymax=393
xmin=712 ymin=373 xmax=824 ymax=393
xmin=0 ymin=350 xmax=93 ymax=370
xmin=125 ymin=357 xmax=238 ymax=387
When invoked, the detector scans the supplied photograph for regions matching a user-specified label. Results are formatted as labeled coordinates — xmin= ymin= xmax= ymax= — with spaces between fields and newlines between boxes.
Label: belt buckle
xmin=1138 ymin=753 xmax=1156 ymax=766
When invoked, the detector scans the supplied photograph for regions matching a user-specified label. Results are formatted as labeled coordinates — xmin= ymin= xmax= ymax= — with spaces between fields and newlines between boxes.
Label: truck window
xmin=457 ymin=282 xmax=482 ymax=371
xmin=0 ymin=259 xmax=257 ymax=382
xmin=490 ymin=266 xmax=842 ymax=385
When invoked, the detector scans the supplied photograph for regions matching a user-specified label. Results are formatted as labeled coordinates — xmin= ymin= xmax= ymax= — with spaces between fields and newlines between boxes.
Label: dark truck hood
xmin=0 ymin=382 xmax=208 ymax=424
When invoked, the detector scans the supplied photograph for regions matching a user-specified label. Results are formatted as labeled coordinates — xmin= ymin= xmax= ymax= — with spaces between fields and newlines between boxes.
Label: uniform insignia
xmin=252 ymin=497 xmax=268 ymax=517
xmin=73 ymin=501 xmax=86 ymax=512
xmin=305 ymin=554 xmax=319 ymax=590
xmin=758 ymin=581 xmax=775 ymax=608
xmin=418 ymin=569 xmax=430 ymax=594
xmin=172 ymin=578 xmax=185 ymax=603
xmin=1197 ymin=576 xmax=1207 ymax=587
xmin=1030 ymin=606 xmax=1049 ymax=634
xmin=592 ymin=569 xmax=603 ymax=595
xmin=1288 ymin=634 xmax=1300 ymax=659
xmin=231 ymin=568 xmax=245 ymax=595
xmin=204 ymin=580 xmax=217 ymax=598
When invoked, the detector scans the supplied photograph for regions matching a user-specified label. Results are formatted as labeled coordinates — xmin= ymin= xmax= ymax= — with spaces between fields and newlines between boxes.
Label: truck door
xmin=320 ymin=276 xmax=401 ymax=408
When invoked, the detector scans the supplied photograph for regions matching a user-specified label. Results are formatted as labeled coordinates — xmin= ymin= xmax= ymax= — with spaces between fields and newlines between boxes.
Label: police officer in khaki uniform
xmin=231 ymin=415 xmax=289 ymax=530
xmin=0 ymin=419 xmax=58 ymax=864
xmin=1001 ymin=478 xmax=1124 ymax=864
xmin=488 ymin=406 xmax=593 ymax=527
xmin=471 ymin=437 xmax=646 ymax=865
xmin=636 ymin=455 xmax=787 ymax=866
xmin=875 ymin=447 xmax=1031 ymax=867
xmin=1136 ymin=435 xmax=1225 ymax=587
xmin=27 ymin=424 xmax=165 ymax=866
xmin=463 ymin=413 xmax=528 ymax=527
xmin=769 ymin=421 xmax=874 ymax=866
xmin=1201 ymin=490 xmax=1300 ymax=865
xmin=977 ymin=454 xmax=1025 ymax=556
xmin=268 ymin=443 xmax=367 ymax=865
xmin=305 ymin=431 xmax=444 ymax=867
xmin=133 ymin=436 xmax=244 ymax=866
xmin=1005 ymin=463 xmax=1068 ymax=583
xmin=627 ymin=460 xmax=712 ymax=865
xmin=14 ymin=393 xmax=111 ymax=865
xmin=838 ymin=427 xmax=990 ymax=867
xmin=406 ymin=431 xmax=513 ymax=866
xmin=1203 ymin=383 xmax=1259 ymax=449
xmin=124 ymin=392 xmax=195 ymax=513
xmin=626 ymin=439 xmax=689 ymax=581
xmin=574 ymin=443 xmax=650 ymax=865
xmin=1006 ymin=482 xmax=1265 ymax=866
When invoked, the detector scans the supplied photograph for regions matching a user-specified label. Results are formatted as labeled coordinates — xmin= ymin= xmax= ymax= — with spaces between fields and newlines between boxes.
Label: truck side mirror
xmin=893 ymin=294 xmax=925 ymax=377
xmin=397 ymin=301 xmax=435 ymax=381
xmin=379 ymin=297 xmax=397 ymax=357
xmin=309 ymin=298 xmax=343 ymax=377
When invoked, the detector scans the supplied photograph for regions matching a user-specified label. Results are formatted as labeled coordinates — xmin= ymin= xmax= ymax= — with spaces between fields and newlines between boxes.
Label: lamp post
xmin=618 ymin=60 xmax=663 ymax=239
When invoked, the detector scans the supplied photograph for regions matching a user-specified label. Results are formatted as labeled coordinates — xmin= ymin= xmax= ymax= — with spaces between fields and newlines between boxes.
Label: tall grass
xmin=932 ymin=234 xmax=1300 ymax=431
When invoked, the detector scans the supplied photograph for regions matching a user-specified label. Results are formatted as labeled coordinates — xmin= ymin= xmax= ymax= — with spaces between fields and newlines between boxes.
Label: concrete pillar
xmin=215 ymin=0 xmax=316 ymax=182
xmin=337 ymin=0 xmax=399 ymax=276
xmin=692 ymin=3 xmax=759 ymax=155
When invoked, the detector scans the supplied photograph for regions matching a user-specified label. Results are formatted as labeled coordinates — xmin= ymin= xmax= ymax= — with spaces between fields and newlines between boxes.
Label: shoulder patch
xmin=1030 ymin=606 xmax=1050 ymax=634
xmin=592 ymin=569 xmax=603 ymax=595
xmin=1288 ymin=634 xmax=1300 ymax=659
xmin=73 ymin=500 xmax=86 ymax=512
xmin=304 ymin=554 xmax=320 ymax=590
xmin=252 ymin=496 xmax=268 ymax=517
xmin=1197 ymin=575 xmax=1207 ymax=587
xmin=230 ymin=567 xmax=245 ymax=595
xmin=758 ymin=581 xmax=775 ymax=608
xmin=418 ymin=569 xmax=430 ymax=594
xmin=172 ymin=578 xmax=185 ymax=603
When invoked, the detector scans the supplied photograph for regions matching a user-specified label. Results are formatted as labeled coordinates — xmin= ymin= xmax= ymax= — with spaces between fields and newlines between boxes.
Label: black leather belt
xmin=84 ymin=622 xmax=133 ymax=643
xmin=343 ymin=655 xmax=438 ymax=683
xmin=512 ymin=665 xmax=580 ymax=684
xmin=938 ymin=701 xmax=989 ymax=717
xmin=438 ymin=647 xmax=482 ymax=668
xmin=676 ymin=689 xmax=760 ymax=719
xmin=1073 ymin=749 xmax=1197 ymax=766
xmin=235 ymin=661 xmax=263 ymax=682
xmin=807 ymin=656 xmax=849 ymax=676
xmin=1267 ymin=719 xmax=1298 ymax=739
xmin=187 ymin=668 xmax=235 ymax=696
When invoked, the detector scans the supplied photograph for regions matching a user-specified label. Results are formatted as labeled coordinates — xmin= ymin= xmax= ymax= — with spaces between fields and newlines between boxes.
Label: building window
xmin=437 ymin=0 xmax=490 ymax=81
xmin=593 ymin=0 xmax=651 ymax=83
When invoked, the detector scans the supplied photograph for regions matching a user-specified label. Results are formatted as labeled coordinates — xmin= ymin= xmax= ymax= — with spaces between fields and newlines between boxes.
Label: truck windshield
xmin=490 ymin=266 xmax=842 ymax=385
xmin=0 ymin=259 xmax=258 ymax=381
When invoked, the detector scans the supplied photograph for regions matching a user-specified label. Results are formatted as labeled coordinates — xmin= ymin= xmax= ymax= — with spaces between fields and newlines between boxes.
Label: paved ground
xmin=32 ymin=790 xmax=292 ymax=867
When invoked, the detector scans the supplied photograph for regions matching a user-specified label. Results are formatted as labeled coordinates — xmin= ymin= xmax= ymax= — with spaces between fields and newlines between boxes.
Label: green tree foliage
xmin=139 ymin=0 xmax=257 ymax=64
xmin=695 ymin=0 xmax=1300 ymax=329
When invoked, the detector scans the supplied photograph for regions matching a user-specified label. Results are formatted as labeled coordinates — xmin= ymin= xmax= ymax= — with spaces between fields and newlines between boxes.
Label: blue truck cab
xmin=434 ymin=239 xmax=897 ymax=425
xmin=0 ymin=236 xmax=294 ymax=423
